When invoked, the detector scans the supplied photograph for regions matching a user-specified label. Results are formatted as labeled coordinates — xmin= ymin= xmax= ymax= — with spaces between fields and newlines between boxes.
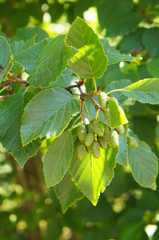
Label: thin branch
xmin=0 ymin=94 xmax=14 ymax=99
xmin=0 ymin=80 xmax=12 ymax=88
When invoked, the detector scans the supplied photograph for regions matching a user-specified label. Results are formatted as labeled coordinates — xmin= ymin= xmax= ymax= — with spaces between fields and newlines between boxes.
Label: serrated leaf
xmin=0 ymin=94 xmax=41 ymax=168
xmin=128 ymin=139 xmax=158 ymax=190
xmin=0 ymin=36 xmax=12 ymax=82
xmin=143 ymin=28 xmax=159 ymax=58
xmin=70 ymin=146 xmax=118 ymax=205
xmin=105 ymin=12 xmax=141 ymax=37
xmin=44 ymin=131 xmax=74 ymax=187
xmin=21 ymin=88 xmax=80 ymax=145
xmin=108 ymin=98 xmax=128 ymax=128
xmin=117 ymin=135 xmax=128 ymax=166
xmin=0 ymin=59 xmax=13 ymax=82
xmin=13 ymin=26 xmax=49 ymax=43
xmin=121 ymin=78 xmax=159 ymax=104
xmin=147 ymin=58 xmax=159 ymax=78
xmin=54 ymin=172 xmax=83 ymax=213
xmin=28 ymin=35 xmax=76 ymax=87
xmin=106 ymin=79 xmax=135 ymax=107
xmin=66 ymin=17 xmax=107 ymax=79
xmin=14 ymin=39 xmax=49 ymax=74
xmin=100 ymin=39 xmax=135 ymax=65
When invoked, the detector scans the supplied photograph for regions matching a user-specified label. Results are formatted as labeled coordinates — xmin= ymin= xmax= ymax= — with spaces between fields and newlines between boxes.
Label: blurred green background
xmin=0 ymin=0 xmax=159 ymax=239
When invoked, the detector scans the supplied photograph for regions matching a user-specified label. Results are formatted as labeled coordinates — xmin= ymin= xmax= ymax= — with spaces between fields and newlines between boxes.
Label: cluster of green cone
xmin=76 ymin=92 xmax=138 ymax=160
xmin=76 ymin=121 xmax=123 ymax=160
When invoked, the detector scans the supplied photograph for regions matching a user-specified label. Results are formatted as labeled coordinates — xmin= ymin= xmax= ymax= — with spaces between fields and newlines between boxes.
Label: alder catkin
xmin=104 ymin=125 xmax=111 ymax=142
xmin=115 ymin=125 xmax=125 ymax=135
xmin=92 ymin=121 xmax=104 ymax=137
xmin=76 ymin=143 xmax=87 ymax=160
xmin=84 ymin=132 xmax=95 ymax=147
xmin=98 ymin=92 xmax=108 ymax=109
xmin=91 ymin=140 xmax=100 ymax=159
xmin=127 ymin=136 xmax=138 ymax=149
xmin=109 ymin=129 xmax=119 ymax=148
xmin=77 ymin=124 xmax=86 ymax=142
xmin=97 ymin=136 xmax=107 ymax=149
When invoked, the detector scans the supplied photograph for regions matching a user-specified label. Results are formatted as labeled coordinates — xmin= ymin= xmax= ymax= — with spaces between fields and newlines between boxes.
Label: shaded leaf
xmin=0 ymin=36 xmax=12 ymax=82
xmin=14 ymin=39 xmax=49 ymax=74
xmin=54 ymin=172 xmax=83 ymax=213
xmin=117 ymin=135 xmax=128 ymax=166
xmin=44 ymin=131 xmax=74 ymax=187
xmin=0 ymin=94 xmax=41 ymax=168
xmin=128 ymin=139 xmax=158 ymax=190
xmin=13 ymin=26 xmax=49 ymax=43
xmin=121 ymin=78 xmax=159 ymax=104
xmin=21 ymin=88 xmax=80 ymax=145
xmin=100 ymin=39 xmax=134 ymax=65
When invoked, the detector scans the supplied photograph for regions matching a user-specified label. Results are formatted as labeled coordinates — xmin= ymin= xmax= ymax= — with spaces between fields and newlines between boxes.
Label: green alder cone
xmin=92 ymin=121 xmax=104 ymax=137
xmin=76 ymin=143 xmax=87 ymax=160
xmin=77 ymin=124 xmax=86 ymax=142
xmin=86 ymin=145 xmax=92 ymax=153
xmin=98 ymin=91 xmax=108 ymax=109
xmin=127 ymin=136 xmax=138 ymax=149
xmin=104 ymin=125 xmax=111 ymax=142
xmin=115 ymin=125 xmax=125 ymax=135
xmin=86 ymin=124 xmax=93 ymax=133
xmin=91 ymin=140 xmax=100 ymax=159
xmin=84 ymin=132 xmax=95 ymax=147
xmin=97 ymin=136 xmax=107 ymax=149
xmin=109 ymin=129 xmax=119 ymax=148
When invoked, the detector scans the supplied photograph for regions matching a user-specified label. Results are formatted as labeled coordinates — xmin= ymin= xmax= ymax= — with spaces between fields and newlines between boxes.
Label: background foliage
xmin=0 ymin=0 xmax=159 ymax=239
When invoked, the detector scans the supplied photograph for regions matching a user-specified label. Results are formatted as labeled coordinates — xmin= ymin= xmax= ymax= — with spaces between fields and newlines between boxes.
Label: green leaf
xmin=0 ymin=94 xmax=41 ymax=168
xmin=98 ymin=0 xmax=134 ymax=29
xmin=14 ymin=39 xmax=49 ymax=74
xmin=143 ymin=28 xmax=159 ymax=58
xmin=121 ymin=78 xmax=159 ymax=104
xmin=147 ymin=58 xmax=159 ymax=78
xmin=13 ymin=26 xmax=49 ymax=43
xmin=106 ymin=79 xmax=135 ymax=107
xmin=70 ymin=146 xmax=118 ymax=205
xmin=105 ymin=12 xmax=141 ymax=37
xmin=0 ymin=36 xmax=12 ymax=81
xmin=28 ymin=35 xmax=76 ymax=87
xmin=10 ymin=39 xmax=35 ymax=55
xmin=44 ymin=131 xmax=74 ymax=187
xmin=0 ymin=59 xmax=13 ymax=82
xmin=100 ymin=39 xmax=135 ymax=65
xmin=54 ymin=172 xmax=83 ymax=213
xmin=119 ymin=28 xmax=144 ymax=53
xmin=117 ymin=135 xmax=128 ymax=166
xmin=108 ymin=98 xmax=128 ymax=128
xmin=21 ymin=88 xmax=80 ymax=145
xmin=128 ymin=139 xmax=158 ymax=190
xmin=65 ymin=17 xmax=108 ymax=79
